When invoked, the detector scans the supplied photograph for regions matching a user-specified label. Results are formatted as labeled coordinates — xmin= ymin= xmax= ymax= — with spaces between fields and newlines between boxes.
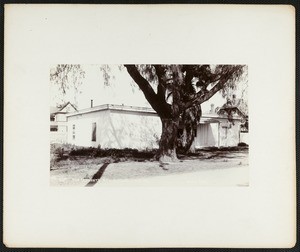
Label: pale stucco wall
xmin=67 ymin=110 xmax=111 ymax=148
xmin=55 ymin=113 xmax=67 ymax=122
xmin=193 ymin=119 xmax=242 ymax=148
xmin=67 ymin=109 xmax=162 ymax=150
xmin=50 ymin=131 xmax=67 ymax=143
xmin=66 ymin=108 xmax=242 ymax=149
xmin=240 ymin=132 xmax=248 ymax=144
xmin=219 ymin=120 xmax=242 ymax=147
xmin=108 ymin=110 xmax=161 ymax=149
xmin=194 ymin=123 xmax=219 ymax=148
xmin=50 ymin=118 xmax=68 ymax=143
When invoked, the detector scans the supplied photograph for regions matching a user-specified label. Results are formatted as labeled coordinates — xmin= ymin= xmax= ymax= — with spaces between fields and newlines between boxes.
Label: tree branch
xmin=184 ymin=79 xmax=227 ymax=110
xmin=184 ymin=67 xmax=238 ymax=110
xmin=124 ymin=65 xmax=172 ymax=118
xmin=153 ymin=65 xmax=167 ymax=102
xmin=183 ymin=67 xmax=195 ymax=94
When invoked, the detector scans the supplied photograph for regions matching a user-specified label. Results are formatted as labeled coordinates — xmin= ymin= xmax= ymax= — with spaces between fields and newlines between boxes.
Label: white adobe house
xmin=65 ymin=103 xmax=244 ymax=150
xmin=66 ymin=104 xmax=161 ymax=149
xmin=50 ymin=102 xmax=78 ymax=143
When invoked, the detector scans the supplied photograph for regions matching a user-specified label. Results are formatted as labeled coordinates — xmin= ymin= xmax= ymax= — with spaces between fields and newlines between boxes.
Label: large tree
xmin=124 ymin=64 xmax=246 ymax=162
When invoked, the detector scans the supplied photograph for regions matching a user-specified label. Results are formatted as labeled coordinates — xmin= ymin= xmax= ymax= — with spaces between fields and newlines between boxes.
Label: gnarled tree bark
xmin=157 ymin=118 xmax=179 ymax=162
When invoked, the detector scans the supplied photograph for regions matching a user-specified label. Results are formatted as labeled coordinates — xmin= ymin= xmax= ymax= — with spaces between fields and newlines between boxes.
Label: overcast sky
xmin=50 ymin=65 xmax=247 ymax=113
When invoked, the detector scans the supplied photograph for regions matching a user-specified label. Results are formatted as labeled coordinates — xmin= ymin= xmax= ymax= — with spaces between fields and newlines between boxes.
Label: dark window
xmin=240 ymin=121 xmax=249 ymax=133
xmin=50 ymin=116 xmax=55 ymax=121
xmin=72 ymin=124 xmax=75 ymax=140
xmin=92 ymin=122 xmax=96 ymax=141
xmin=50 ymin=126 xmax=58 ymax=132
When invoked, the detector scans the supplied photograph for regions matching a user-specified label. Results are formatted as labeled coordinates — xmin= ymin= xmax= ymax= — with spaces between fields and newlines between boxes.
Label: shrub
xmin=69 ymin=147 xmax=156 ymax=159
xmin=69 ymin=147 xmax=94 ymax=156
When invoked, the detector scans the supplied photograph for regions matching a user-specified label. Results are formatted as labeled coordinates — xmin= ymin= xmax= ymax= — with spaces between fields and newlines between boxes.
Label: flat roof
xmin=66 ymin=104 xmax=157 ymax=117
xmin=67 ymin=103 xmax=242 ymax=121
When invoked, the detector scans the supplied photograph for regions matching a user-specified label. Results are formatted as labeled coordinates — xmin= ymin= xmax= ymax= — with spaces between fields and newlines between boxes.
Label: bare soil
xmin=50 ymin=147 xmax=249 ymax=187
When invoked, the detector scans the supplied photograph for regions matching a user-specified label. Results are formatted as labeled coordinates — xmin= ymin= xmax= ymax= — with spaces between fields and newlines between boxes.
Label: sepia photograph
xmin=4 ymin=4 xmax=295 ymax=248
xmin=50 ymin=64 xmax=249 ymax=187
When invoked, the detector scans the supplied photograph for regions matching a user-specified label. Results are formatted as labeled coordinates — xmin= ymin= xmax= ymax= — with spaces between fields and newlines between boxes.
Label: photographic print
xmin=50 ymin=64 xmax=249 ymax=187
xmin=4 ymin=4 xmax=295 ymax=248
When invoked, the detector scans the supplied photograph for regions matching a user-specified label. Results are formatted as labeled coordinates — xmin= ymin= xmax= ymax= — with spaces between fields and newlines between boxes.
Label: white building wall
xmin=67 ymin=109 xmax=162 ymax=150
xmin=219 ymin=119 xmax=242 ymax=147
xmin=193 ymin=118 xmax=242 ymax=148
xmin=50 ymin=131 xmax=67 ymax=143
xmin=67 ymin=110 xmax=111 ymax=148
xmin=55 ymin=113 xmax=67 ymax=122
xmin=194 ymin=123 xmax=219 ymax=148
xmin=66 ymin=108 xmax=242 ymax=150
xmin=50 ymin=116 xmax=68 ymax=143
xmin=109 ymin=110 xmax=161 ymax=149
xmin=240 ymin=132 xmax=248 ymax=144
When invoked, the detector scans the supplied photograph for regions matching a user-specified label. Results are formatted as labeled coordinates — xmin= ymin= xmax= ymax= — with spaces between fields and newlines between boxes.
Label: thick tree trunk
xmin=158 ymin=118 xmax=179 ymax=162
xmin=177 ymin=105 xmax=201 ymax=154
xmin=178 ymin=125 xmax=195 ymax=154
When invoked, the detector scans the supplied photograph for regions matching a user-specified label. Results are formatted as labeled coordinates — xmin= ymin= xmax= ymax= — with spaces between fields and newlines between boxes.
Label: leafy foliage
xmin=99 ymin=64 xmax=112 ymax=87
xmin=50 ymin=65 xmax=85 ymax=106
xmin=50 ymin=65 xmax=85 ymax=94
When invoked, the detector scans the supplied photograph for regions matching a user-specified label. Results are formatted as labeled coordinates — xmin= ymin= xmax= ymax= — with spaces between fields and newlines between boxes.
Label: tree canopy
xmin=125 ymin=65 xmax=245 ymax=116
xmin=124 ymin=65 xmax=247 ymax=155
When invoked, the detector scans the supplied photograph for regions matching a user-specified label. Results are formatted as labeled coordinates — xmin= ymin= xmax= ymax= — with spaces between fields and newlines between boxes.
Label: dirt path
xmin=85 ymin=162 xmax=111 ymax=187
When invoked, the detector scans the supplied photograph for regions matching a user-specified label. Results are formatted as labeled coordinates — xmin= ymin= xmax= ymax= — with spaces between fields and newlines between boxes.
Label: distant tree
xmin=50 ymin=64 xmax=85 ymax=107
xmin=124 ymin=64 xmax=246 ymax=162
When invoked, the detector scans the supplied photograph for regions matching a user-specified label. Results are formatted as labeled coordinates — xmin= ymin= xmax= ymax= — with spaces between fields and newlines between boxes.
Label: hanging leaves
xmin=50 ymin=64 xmax=86 ymax=106
xmin=99 ymin=64 xmax=112 ymax=87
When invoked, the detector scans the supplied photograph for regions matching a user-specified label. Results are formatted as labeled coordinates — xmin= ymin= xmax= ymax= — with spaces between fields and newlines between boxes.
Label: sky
xmin=50 ymin=65 xmax=248 ymax=113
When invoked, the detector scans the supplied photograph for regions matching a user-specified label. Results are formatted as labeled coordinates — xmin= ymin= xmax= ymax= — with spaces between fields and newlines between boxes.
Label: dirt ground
xmin=50 ymin=148 xmax=249 ymax=187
